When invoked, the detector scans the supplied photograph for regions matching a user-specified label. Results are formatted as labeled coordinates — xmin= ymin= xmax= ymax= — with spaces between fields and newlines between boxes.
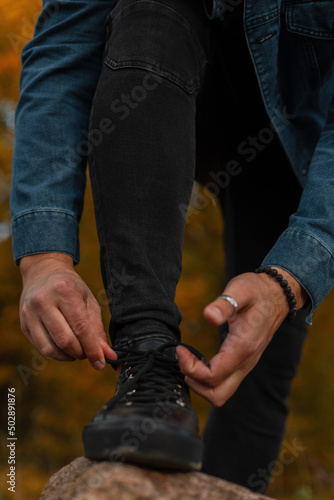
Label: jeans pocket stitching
xmin=104 ymin=0 xmax=208 ymax=93
xmin=104 ymin=57 xmax=201 ymax=94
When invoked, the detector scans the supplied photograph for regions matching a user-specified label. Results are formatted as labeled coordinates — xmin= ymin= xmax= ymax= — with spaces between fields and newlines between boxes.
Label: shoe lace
xmin=104 ymin=342 xmax=210 ymax=409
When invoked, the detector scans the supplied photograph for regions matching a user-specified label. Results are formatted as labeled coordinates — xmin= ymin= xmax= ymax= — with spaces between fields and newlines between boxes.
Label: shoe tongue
xmin=128 ymin=336 xmax=177 ymax=359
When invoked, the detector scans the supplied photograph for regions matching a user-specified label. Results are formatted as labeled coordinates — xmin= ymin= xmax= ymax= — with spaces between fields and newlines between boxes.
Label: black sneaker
xmin=82 ymin=338 xmax=209 ymax=471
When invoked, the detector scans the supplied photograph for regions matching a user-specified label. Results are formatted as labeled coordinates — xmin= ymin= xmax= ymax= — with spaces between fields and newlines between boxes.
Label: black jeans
xmin=89 ymin=0 xmax=308 ymax=492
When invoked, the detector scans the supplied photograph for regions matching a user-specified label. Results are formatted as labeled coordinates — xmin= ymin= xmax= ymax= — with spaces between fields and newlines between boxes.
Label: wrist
xmin=255 ymin=265 xmax=309 ymax=319
xmin=20 ymin=253 xmax=74 ymax=277
xmin=273 ymin=267 xmax=308 ymax=309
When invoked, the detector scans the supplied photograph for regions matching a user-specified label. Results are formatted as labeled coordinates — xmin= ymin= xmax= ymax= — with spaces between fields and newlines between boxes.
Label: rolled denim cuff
xmin=11 ymin=210 xmax=80 ymax=265
xmin=262 ymin=229 xmax=334 ymax=325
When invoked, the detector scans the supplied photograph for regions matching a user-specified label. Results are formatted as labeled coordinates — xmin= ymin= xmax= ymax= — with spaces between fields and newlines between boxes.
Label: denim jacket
xmin=11 ymin=0 xmax=334 ymax=323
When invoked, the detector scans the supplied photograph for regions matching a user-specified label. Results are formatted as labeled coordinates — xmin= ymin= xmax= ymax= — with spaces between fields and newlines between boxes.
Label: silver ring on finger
xmin=216 ymin=294 xmax=238 ymax=316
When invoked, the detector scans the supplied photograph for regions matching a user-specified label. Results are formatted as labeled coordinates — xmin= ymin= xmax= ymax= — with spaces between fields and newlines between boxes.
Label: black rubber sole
xmin=82 ymin=420 xmax=203 ymax=471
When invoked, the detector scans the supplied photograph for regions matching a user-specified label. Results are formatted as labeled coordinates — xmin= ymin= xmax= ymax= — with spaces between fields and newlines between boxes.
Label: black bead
xmin=253 ymin=266 xmax=297 ymax=323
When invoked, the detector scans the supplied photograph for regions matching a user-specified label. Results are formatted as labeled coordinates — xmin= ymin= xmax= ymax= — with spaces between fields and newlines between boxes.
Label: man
xmin=11 ymin=0 xmax=334 ymax=493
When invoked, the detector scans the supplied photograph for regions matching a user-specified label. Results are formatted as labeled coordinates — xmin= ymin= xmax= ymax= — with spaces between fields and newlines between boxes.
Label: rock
xmin=40 ymin=457 xmax=277 ymax=500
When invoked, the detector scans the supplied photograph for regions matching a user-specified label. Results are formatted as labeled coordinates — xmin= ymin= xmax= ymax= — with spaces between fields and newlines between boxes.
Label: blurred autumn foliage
xmin=0 ymin=1 xmax=334 ymax=499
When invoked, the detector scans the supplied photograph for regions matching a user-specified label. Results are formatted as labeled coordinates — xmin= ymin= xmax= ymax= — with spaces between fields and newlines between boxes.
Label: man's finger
xmin=26 ymin=320 xmax=76 ymax=362
xmin=176 ymin=345 xmax=212 ymax=381
xmin=59 ymin=301 xmax=106 ymax=370
xmin=184 ymin=369 xmax=245 ymax=407
xmin=87 ymin=297 xmax=117 ymax=361
xmin=203 ymin=275 xmax=256 ymax=326
xmin=203 ymin=293 xmax=242 ymax=326
xmin=41 ymin=309 xmax=85 ymax=359
xmin=177 ymin=333 xmax=254 ymax=386
xmin=203 ymin=299 xmax=235 ymax=325
xmin=209 ymin=333 xmax=257 ymax=377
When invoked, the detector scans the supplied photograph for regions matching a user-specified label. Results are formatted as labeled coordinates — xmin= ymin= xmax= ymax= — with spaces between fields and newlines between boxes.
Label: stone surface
xmin=40 ymin=457 xmax=277 ymax=500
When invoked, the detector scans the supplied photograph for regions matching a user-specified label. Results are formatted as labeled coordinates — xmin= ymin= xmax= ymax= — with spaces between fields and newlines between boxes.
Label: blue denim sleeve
xmin=262 ymin=96 xmax=334 ymax=324
xmin=10 ymin=0 xmax=117 ymax=265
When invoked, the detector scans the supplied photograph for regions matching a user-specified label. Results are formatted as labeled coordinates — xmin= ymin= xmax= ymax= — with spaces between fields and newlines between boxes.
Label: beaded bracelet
xmin=255 ymin=266 xmax=298 ymax=322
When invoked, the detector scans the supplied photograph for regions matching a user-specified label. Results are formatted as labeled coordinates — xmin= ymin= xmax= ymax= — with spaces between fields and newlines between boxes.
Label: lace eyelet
xmin=176 ymin=399 xmax=185 ymax=407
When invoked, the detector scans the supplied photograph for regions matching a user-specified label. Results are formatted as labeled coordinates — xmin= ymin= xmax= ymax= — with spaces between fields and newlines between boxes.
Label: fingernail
xmin=93 ymin=360 xmax=105 ymax=370
xmin=211 ymin=306 xmax=223 ymax=322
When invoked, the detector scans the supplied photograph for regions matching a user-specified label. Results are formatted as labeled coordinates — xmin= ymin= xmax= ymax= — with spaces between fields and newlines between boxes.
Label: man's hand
xmin=19 ymin=253 xmax=116 ymax=370
xmin=176 ymin=268 xmax=308 ymax=407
